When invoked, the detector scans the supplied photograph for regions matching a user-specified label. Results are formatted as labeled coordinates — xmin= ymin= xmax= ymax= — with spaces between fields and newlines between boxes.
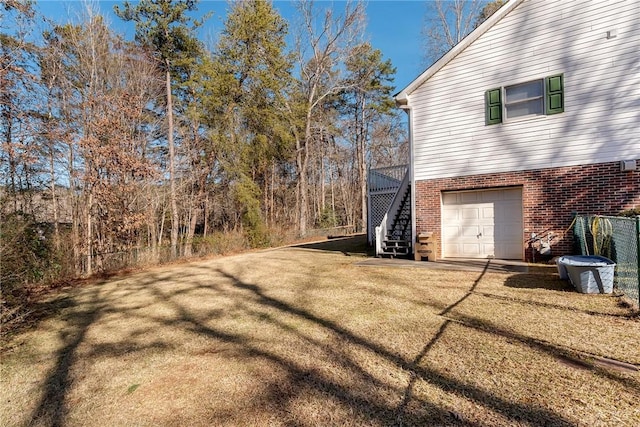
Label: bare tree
xmin=47 ymin=6 xmax=163 ymax=275
xmin=1 ymin=0 xmax=38 ymax=212
xmin=475 ymin=0 xmax=507 ymax=28
xmin=422 ymin=0 xmax=486 ymax=66
xmin=115 ymin=0 xmax=206 ymax=259
xmin=291 ymin=0 xmax=365 ymax=236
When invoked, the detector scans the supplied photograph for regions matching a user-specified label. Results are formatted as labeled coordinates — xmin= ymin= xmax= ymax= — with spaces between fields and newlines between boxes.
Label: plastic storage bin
xmin=556 ymin=256 xmax=569 ymax=280
xmin=557 ymin=255 xmax=616 ymax=294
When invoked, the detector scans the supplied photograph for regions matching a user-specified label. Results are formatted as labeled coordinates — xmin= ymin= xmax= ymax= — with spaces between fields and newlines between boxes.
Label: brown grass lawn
xmin=2 ymin=235 xmax=639 ymax=426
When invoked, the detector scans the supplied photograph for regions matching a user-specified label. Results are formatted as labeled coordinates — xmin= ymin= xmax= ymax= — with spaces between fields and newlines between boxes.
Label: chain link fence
xmin=573 ymin=215 xmax=640 ymax=307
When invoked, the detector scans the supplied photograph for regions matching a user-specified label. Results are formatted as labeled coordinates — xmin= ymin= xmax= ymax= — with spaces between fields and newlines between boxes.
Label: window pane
xmin=505 ymin=80 xmax=543 ymax=103
xmin=506 ymin=99 xmax=543 ymax=118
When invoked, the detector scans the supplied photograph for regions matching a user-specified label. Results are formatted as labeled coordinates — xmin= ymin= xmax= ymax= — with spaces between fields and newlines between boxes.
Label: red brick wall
xmin=414 ymin=160 xmax=640 ymax=261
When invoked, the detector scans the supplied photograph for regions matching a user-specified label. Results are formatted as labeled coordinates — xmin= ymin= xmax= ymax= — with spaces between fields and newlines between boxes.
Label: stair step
xmin=380 ymin=247 xmax=410 ymax=256
xmin=388 ymin=230 xmax=410 ymax=235
xmin=376 ymin=176 xmax=412 ymax=259
xmin=384 ymin=240 xmax=410 ymax=246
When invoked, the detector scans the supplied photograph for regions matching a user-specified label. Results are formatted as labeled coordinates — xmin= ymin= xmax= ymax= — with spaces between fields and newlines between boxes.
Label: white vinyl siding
xmin=409 ymin=0 xmax=640 ymax=181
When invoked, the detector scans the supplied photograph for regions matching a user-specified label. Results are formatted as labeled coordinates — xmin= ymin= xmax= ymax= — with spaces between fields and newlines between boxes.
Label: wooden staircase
xmin=379 ymin=184 xmax=411 ymax=257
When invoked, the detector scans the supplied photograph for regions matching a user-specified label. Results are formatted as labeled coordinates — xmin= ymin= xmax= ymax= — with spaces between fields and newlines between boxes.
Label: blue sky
xmin=34 ymin=0 xmax=429 ymax=92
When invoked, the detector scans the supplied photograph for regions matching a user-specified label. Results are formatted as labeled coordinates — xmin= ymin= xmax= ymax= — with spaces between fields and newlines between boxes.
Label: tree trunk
xmin=149 ymin=215 xmax=157 ymax=259
xmin=49 ymin=147 xmax=60 ymax=250
xmin=68 ymin=143 xmax=81 ymax=275
xmin=2 ymin=89 xmax=18 ymax=212
xmin=184 ymin=201 xmax=197 ymax=257
xmin=296 ymin=132 xmax=309 ymax=236
xmin=270 ymin=161 xmax=275 ymax=226
xmin=320 ymin=129 xmax=326 ymax=214
xmin=359 ymin=97 xmax=367 ymax=233
xmin=166 ymin=66 xmax=179 ymax=259
xmin=203 ymin=194 xmax=209 ymax=238
xmin=86 ymin=191 xmax=93 ymax=276
xmin=297 ymin=104 xmax=315 ymax=236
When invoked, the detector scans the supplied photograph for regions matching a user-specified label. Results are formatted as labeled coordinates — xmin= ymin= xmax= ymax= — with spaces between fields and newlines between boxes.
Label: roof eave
xmin=395 ymin=0 xmax=526 ymax=107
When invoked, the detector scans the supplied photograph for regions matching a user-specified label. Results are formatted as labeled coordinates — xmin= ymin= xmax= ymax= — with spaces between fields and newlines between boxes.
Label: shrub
xmin=0 ymin=212 xmax=53 ymax=314
xmin=192 ymin=230 xmax=250 ymax=257
xmin=618 ymin=207 xmax=640 ymax=217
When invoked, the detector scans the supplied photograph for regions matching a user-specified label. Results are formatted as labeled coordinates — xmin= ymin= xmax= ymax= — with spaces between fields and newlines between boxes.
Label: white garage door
xmin=442 ymin=188 xmax=523 ymax=259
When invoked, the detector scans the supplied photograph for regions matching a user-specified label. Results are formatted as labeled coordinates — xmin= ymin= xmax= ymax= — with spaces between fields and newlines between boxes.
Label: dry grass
xmin=2 ymin=235 xmax=639 ymax=426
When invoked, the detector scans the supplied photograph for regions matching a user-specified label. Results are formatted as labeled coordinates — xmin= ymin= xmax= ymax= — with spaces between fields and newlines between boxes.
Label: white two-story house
xmin=379 ymin=0 xmax=639 ymax=261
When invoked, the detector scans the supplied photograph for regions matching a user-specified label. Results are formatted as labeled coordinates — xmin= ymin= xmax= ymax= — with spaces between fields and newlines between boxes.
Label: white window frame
xmin=503 ymin=78 xmax=544 ymax=122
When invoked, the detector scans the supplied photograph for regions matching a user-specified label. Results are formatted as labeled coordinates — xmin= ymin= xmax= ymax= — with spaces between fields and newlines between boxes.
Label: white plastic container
xmin=556 ymin=256 xmax=569 ymax=280
xmin=558 ymin=255 xmax=616 ymax=294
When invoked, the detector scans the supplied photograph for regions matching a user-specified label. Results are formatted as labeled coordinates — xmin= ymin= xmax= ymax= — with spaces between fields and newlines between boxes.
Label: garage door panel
xmin=482 ymin=225 xmax=494 ymax=237
xmin=442 ymin=188 xmax=523 ymax=259
xmin=442 ymin=208 xmax=460 ymax=221
xmin=462 ymin=243 xmax=482 ymax=256
xmin=498 ymin=223 xmax=520 ymax=236
xmin=502 ymin=188 xmax=522 ymax=200
xmin=460 ymin=192 xmax=480 ymax=203
xmin=462 ymin=208 xmax=480 ymax=219
xmin=443 ymin=226 xmax=460 ymax=238
xmin=498 ymin=243 xmax=522 ymax=259
xmin=446 ymin=245 xmax=462 ymax=256
xmin=461 ymin=226 xmax=480 ymax=237
xmin=441 ymin=193 xmax=459 ymax=204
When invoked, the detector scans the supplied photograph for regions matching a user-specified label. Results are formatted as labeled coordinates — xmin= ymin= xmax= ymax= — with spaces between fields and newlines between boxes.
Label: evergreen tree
xmin=342 ymin=42 xmax=396 ymax=232
xmin=202 ymin=0 xmax=293 ymax=245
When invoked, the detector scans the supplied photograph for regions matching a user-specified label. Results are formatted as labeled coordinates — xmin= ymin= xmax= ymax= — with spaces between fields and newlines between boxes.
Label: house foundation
xmin=414 ymin=159 xmax=640 ymax=262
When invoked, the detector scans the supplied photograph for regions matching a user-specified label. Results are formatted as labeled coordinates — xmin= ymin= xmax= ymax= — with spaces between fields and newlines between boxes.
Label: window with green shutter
xmin=485 ymin=74 xmax=565 ymax=125
xmin=545 ymin=74 xmax=564 ymax=114
xmin=485 ymin=88 xmax=502 ymax=125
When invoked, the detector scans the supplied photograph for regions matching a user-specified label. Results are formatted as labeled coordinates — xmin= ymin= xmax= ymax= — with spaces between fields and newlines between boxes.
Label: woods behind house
xmin=0 ymin=0 xmax=407 ymax=312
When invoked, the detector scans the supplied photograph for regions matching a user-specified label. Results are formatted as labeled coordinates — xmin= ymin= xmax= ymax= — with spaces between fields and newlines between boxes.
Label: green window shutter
xmin=485 ymin=88 xmax=502 ymax=125
xmin=545 ymin=74 xmax=564 ymax=114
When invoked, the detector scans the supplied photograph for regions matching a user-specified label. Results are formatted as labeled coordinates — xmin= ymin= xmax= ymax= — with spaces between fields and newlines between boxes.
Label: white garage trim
xmin=441 ymin=187 xmax=523 ymax=259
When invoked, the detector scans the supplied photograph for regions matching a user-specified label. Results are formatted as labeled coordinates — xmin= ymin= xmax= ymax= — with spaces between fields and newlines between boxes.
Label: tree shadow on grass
xmin=216 ymin=266 xmax=575 ymax=426
xmin=504 ymin=272 xmax=574 ymax=291
xmin=138 ymin=269 xmax=461 ymax=425
xmin=25 ymin=275 xmax=174 ymax=427
xmin=23 ymin=253 xmax=631 ymax=426
xmin=442 ymin=265 xmax=640 ymax=393
xmin=28 ymin=286 xmax=104 ymax=427
xmin=503 ymin=272 xmax=639 ymax=320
